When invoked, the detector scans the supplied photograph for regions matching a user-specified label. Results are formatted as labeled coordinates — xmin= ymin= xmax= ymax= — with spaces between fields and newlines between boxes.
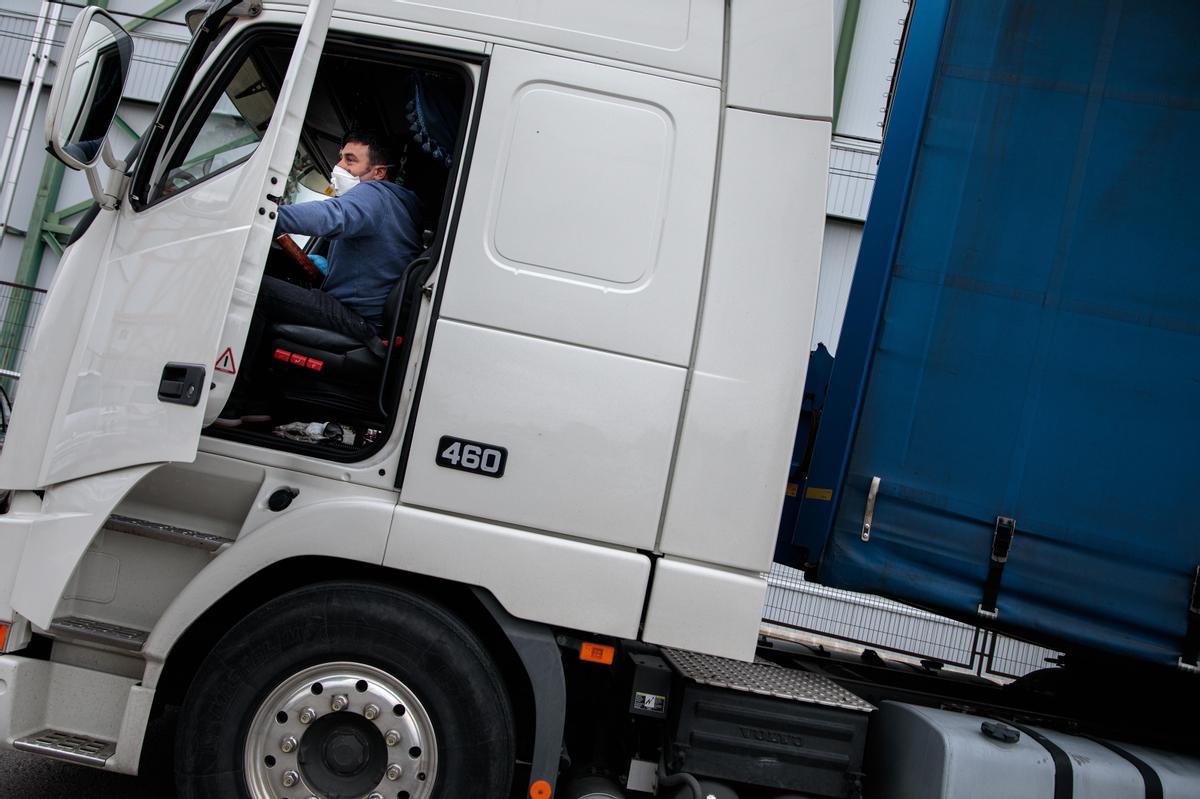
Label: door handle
xmin=158 ymin=363 xmax=206 ymax=407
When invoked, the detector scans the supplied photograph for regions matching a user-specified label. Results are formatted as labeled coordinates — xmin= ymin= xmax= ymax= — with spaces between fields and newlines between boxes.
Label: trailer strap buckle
xmin=977 ymin=516 xmax=1016 ymax=619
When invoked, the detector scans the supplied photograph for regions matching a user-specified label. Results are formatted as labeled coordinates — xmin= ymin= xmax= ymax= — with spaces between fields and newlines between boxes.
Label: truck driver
xmin=216 ymin=130 xmax=423 ymax=427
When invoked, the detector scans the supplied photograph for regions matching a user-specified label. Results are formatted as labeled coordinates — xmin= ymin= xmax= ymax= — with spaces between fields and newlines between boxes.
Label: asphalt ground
xmin=0 ymin=716 xmax=177 ymax=799
xmin=0 ymin=748 xmax=163 ymax=798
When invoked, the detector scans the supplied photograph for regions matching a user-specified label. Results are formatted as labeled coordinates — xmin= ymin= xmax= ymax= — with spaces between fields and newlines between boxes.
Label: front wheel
xmin=175 ymin=582 xmax=515 ymax=799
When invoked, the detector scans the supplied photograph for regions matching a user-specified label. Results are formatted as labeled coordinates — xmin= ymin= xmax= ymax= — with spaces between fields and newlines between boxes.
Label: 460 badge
xmin=436 ymin=436 xmax=507 ymax=478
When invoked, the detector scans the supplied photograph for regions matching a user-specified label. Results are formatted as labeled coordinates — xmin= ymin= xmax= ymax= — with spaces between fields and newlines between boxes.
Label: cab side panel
xmin=403 ymin=45 xmax=719 ymax=548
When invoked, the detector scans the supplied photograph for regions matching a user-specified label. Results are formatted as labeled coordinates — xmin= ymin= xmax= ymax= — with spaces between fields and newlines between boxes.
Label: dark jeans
xmin=234 ymin=277 xmax=381 ymax=397
xmin=256 ymin=276 xmax=380 ymax=340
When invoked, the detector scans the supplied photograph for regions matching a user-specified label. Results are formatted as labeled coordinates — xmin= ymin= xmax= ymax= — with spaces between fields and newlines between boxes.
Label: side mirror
xmin=44 ymin=8 xmax=133 ymax=170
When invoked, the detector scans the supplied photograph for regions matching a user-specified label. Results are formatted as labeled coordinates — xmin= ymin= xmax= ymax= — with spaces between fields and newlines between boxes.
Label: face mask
xmin=330 ymin=165 xmax=360 ymax=197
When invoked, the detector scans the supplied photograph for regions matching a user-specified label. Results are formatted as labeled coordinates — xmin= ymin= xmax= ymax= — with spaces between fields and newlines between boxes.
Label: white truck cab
xmin=0 ymin=2 xmax=833 ymax=797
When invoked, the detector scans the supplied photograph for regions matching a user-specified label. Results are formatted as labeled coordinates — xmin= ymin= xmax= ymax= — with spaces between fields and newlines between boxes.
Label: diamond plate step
xmin=14 ymin=729 xmax=116 ymax=766
xmin=662 ymin=647 xmax=875 ymax=713
xmin=104 ymin=514 xmax=231 ymax=552
xmin=49 ymin=616 xmax=148 ymax=652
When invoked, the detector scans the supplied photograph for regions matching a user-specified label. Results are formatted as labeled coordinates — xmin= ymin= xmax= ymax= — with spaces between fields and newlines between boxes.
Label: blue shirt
xmin=275 ymin=180 xmax=422 ymax=329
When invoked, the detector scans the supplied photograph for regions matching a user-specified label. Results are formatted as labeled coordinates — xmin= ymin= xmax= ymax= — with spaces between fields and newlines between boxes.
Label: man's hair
xmin=342 ymin=130 xmax=396 ymax=178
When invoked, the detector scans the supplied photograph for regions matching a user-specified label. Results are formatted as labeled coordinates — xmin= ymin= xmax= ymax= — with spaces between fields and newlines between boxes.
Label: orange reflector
xmin=0 ymin=623 xmax=8 ymax=650
xmin=529 ymin=779 xmax=552 ymax=799
xmin=579 ymin=642 xmax=615 ymax=665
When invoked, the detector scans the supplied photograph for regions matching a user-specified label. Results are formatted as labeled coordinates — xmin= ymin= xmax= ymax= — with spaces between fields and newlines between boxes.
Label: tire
xmin=175 ymin=581 xmax=515 ymax=799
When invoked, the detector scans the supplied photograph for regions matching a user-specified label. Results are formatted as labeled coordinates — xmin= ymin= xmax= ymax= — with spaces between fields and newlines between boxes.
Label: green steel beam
xmin=125 ymin=0 xmax=182 ymax=32
xmin=183 ymin=133 xmax=260 ymax=170
xmin=832 ymin=0 xmax=863 ymax=131
xmin=113 ymin=113 xmax=139 ymax=141
xmin=42 ymin=231 xmax=64 ymax=258
xmin=46 ymin=199 xmax=94 ymax=224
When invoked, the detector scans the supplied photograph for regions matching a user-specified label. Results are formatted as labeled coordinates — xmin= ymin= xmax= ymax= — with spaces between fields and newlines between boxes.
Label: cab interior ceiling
xmin=307 ymin=54 xmax=464 ymax=222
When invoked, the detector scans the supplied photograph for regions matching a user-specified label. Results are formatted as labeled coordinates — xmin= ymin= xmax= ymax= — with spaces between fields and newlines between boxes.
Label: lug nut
xmin=384 ymin=730 xmax=401 ymax=746
xmin=363 ymin=703 xmax=380 ymax=720
xmin=280 ymin=735 xmax=297 ymax=753
xmin=368 ymin=793 xmax=385 ymax=799
xmin=331 ymin=694 xmax=349 ymax=711
xmin=282 ymin=770 xmax=299 ymax=788
xmin=386 ymin=763 xmax=402 ymax=781
xmin=299 ymin=707 xmax=316 ymax=724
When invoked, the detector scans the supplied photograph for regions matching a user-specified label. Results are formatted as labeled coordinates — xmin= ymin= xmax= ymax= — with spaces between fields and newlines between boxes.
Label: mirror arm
xmin=100 ymin=138 xmax=126 ymax=172
xmin=228 ymin=0 xmax=263 ymax=21
xmin=83 ymin=166 xmax=112 ymax=209
xmin=186 ymin=0 xmax=262 ymax=33
xmin=82 ymin=150 xmax=127 ymax=211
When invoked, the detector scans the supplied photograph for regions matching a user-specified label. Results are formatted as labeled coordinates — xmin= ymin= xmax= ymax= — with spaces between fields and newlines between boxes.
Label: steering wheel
xmin=274 ymin=234 xmax=324 ymax=284
xmin=169 ymin=168 xmax=197 ymax=184
xmin=159 ymin=167 xmax=198 ymax=198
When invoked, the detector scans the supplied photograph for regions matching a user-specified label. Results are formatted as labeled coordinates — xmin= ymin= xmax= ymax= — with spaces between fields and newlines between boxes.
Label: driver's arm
xmin=275 ymin=190 xmax=374 ymax=240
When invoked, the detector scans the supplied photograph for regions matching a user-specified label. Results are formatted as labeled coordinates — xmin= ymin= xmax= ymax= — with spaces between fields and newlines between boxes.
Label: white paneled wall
xmin=812 ymin=219 xmax=862 ymax=355
xmin=826 ymin=139 xmax=879 ymax=220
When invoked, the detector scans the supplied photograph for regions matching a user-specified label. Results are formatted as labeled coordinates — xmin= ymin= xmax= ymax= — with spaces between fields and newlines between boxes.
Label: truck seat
xmin=265 ymin=248 xmax=434 ymax=424
xmin=268 ymin=325 xmax=382 ymax=382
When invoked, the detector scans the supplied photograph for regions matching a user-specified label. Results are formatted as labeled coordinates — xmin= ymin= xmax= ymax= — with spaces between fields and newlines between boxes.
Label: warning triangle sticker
xmin=215 ymin=347 xmax=237 ymax=375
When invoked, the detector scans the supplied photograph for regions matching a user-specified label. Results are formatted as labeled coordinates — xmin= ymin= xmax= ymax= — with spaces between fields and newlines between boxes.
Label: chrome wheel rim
xmin=243 ymin=661 xmax=438 ymax=799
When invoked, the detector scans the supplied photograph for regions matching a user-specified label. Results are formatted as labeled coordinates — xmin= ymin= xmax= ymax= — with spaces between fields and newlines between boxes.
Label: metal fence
xmin=763 ymin=562 xmax=1061 ymax=679
xmin=0 ymin=280 xmax=48 ymax=429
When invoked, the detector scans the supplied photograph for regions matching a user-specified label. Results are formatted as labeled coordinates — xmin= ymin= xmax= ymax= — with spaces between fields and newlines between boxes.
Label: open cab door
xmin=0 ymin=0 xmax=333 ymax=489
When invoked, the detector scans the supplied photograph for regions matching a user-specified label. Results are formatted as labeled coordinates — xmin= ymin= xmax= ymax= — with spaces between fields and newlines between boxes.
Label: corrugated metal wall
xmin=0 ymin=11 xmax=37 ymax=78
xmin=0 ymin=2 xmax=187 ymax=98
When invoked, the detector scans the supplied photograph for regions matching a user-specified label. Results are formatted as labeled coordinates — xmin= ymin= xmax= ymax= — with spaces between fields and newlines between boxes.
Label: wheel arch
xmin=148 ymin=556 xmax=539 ymax=772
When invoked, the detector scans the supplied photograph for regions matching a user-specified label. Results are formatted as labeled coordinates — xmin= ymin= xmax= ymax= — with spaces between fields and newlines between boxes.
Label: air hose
xmin=657 ymin=762 xmax=704 ymax=799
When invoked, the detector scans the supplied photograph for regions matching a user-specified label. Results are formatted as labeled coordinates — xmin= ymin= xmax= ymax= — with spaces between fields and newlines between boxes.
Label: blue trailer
xmin=781 ymin=0 xmax=1200 ymax=672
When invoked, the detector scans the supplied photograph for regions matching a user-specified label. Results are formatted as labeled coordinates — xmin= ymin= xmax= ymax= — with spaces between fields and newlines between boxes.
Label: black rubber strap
xmin=1084 ymin=736 xmax=1163 ymax=799
xmin=1182 ymin=565 xmax=1200 ymax=666
xmin=1007 ymin=721 xmax=1073 ymax=799
xmin=979 ymin=517 xmax=1016 ymax=617
xmin=980 ymin=559 xmax=1005 ymax=616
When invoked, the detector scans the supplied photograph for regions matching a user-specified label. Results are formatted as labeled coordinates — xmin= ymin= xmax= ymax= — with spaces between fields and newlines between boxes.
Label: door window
xmin=137 ymin=36 xmax=292 ymax=204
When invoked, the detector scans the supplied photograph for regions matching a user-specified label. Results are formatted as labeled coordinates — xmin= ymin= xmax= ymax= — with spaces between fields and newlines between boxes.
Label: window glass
xmin=148 ymin=48 xmax=279 ymax=201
